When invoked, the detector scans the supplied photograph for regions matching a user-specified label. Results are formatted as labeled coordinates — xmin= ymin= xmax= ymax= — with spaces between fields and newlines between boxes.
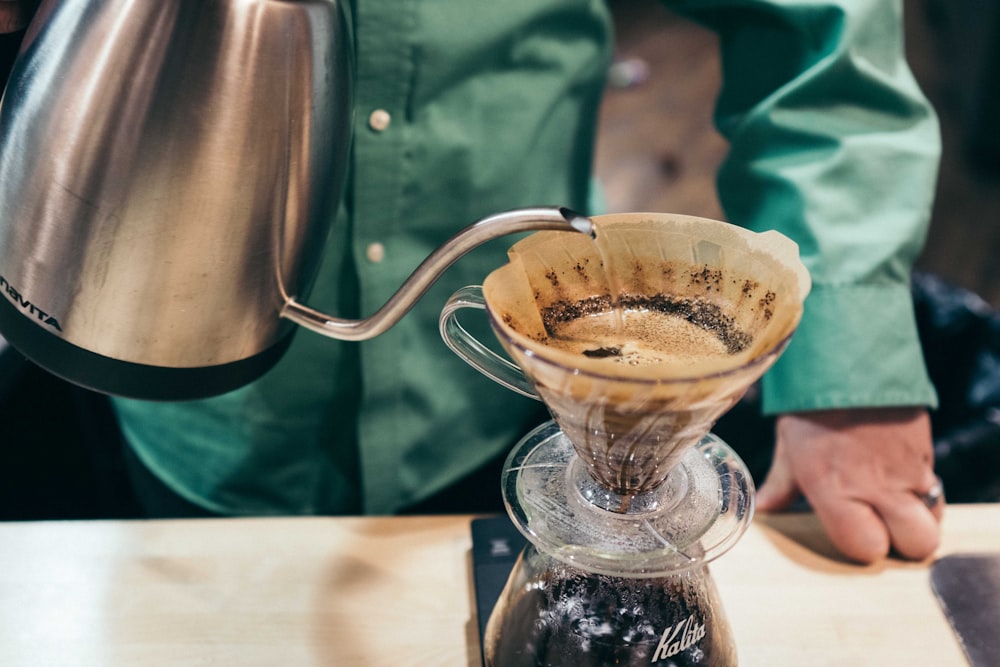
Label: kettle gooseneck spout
xmin=281 ymin=207 xmax=594 ymax=341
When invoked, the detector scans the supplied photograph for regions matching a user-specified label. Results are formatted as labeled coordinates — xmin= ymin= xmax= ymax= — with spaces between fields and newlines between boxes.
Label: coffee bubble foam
xmin=544 ymin=307 xmax=734 ymax=370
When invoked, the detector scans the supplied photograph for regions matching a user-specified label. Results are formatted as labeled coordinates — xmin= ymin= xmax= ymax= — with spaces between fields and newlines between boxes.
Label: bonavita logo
xmin=652 ymin=614 xmax=707 ymax=663
xmin=0 ymin=274 xmax=63 ymax=332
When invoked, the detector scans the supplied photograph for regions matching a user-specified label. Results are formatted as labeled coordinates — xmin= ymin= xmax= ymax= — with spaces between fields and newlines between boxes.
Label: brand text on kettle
xmin=0 ymin=276 xmax=63 ymax=331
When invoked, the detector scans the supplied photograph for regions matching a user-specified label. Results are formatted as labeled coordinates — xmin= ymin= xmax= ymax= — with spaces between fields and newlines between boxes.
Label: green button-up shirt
xmin=114 ymin=0 xmax=939 ymax=515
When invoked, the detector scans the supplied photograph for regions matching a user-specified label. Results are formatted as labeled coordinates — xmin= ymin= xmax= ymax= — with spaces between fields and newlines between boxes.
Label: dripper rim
xmin=482 ymin=211 xmax=810 ymax=384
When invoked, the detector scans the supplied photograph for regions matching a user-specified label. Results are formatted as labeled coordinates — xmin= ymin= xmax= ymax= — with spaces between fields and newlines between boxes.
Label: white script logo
xmin=651 ymin=614 xmax=707 ymax=662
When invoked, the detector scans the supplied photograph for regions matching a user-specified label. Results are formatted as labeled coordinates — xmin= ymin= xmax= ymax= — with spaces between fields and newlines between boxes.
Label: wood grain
xmin=1 ymin=506 xmax=995 ymax=666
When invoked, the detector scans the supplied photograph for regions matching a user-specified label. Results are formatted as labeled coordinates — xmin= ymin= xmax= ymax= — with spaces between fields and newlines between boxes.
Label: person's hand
xmin=0 ymin=1 xmax=38 ymax=34
xmin=756 ymin=407 xmax=943 ymax=563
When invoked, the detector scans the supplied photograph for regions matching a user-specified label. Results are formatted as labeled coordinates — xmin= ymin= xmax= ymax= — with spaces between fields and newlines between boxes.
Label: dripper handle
xmin=439 ymin=286 xmax=541 ymax=400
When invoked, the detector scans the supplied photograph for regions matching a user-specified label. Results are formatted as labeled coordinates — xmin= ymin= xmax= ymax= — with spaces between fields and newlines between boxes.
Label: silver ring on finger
xmin=915 ymin=476 xmax=944 ymax=509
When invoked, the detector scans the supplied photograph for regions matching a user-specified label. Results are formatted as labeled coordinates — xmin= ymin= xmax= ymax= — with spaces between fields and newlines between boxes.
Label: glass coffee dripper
xmin=440 ymin=212 xmax=810 ymax=666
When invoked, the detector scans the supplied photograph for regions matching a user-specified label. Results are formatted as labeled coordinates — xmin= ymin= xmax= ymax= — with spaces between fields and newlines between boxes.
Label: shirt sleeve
xmin=668 ymin=0 xmax=940 ymax=413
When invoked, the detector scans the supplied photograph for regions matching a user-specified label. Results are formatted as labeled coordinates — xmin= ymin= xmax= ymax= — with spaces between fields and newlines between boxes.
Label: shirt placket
xmin=351 ymin=0 xmax=418 ymax=299
xmin=351 ymin=0 xmax=420 ymax=512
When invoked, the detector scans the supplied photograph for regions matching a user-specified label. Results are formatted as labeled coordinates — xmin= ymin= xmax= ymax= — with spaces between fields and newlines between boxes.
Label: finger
xmin=875 ymin=492 xmax=944 ymax=560
xmin=755 ymin=449 xmax=801 ymax=512
xmin=810 ymin=495 xmax=891 ymax=564
xmin=878 ymin=493 xmax=942 ymax=561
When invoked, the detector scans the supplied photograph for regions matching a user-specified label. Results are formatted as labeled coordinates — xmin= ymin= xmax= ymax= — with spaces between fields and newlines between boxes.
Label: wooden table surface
xmin=1 ymin=504 xmax=996 ymax=666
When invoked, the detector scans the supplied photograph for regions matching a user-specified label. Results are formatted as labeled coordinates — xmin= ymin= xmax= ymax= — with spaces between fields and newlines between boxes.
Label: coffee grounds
xmin=582 ymin=346 xmax=622 ymax=358
xmin=540 ymin=293 xmax=751 ymax=355
xmin=541 ymin=295 xmax=614 ymax=329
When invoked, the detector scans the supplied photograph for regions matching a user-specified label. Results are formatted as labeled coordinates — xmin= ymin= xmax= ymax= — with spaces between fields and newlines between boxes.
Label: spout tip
xmin=559 ymin=207 xmax=595 ymax=238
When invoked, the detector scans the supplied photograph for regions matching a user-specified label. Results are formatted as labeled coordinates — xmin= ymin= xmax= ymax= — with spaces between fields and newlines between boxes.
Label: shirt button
xmin=366 ymin=242 xmax=386 ymax=264
xmin=368 ymin=109 xmax=391 ymax=132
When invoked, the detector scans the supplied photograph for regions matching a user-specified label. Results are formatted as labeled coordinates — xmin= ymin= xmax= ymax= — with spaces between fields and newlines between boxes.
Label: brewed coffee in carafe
xmin=487 ymin=544 xmax=735 ymax=666
xmin=440 ymin=212 xmax=811 ymax=666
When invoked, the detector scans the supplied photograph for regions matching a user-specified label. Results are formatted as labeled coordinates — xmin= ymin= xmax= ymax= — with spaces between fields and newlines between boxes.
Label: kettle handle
xmin=280 ymin=207 xmax=593 ymax=341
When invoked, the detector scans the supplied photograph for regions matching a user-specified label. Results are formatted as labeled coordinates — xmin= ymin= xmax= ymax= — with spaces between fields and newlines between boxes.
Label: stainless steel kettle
xmin=0 ymin=0 xmax=591 ymax=400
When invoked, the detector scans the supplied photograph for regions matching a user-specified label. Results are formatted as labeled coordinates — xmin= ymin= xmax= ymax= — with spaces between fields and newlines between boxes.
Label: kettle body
xmin=0 ymin=0 xmax=355 ymax=399
xmin=0 ymin=0 xmax=593 ymax=401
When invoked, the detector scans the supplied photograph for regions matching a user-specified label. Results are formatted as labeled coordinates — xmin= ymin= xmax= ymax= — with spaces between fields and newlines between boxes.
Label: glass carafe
xmin=486 ymin=545 xmax=735 ymax=666
xmin=480 ymin=420 xmax=750 ymax=666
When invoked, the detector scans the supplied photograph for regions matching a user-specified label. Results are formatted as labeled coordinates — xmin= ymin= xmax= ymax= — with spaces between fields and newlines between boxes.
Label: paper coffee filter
xmin=481 ymin=212 xmax=810 ymax=497
xmin=483 ymin=212 xmax=811 ymax=382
